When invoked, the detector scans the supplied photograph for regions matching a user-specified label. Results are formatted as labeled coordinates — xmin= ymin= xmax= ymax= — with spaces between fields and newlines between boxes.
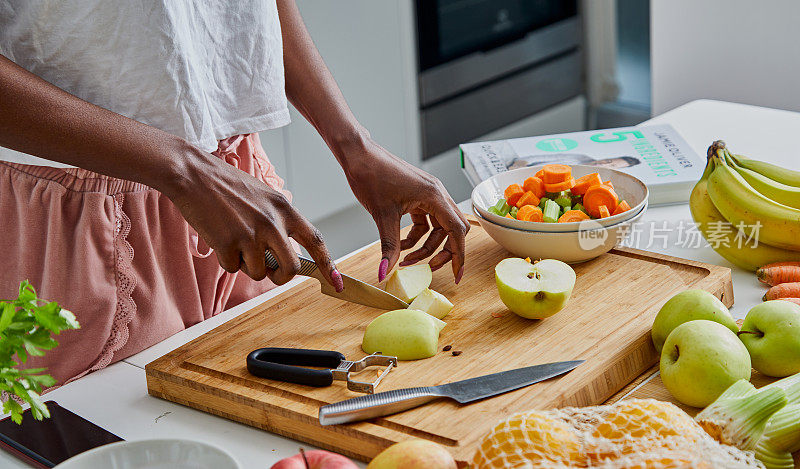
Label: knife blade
xmin=318 ymin=360 xmax=583 ymax=425
xmin=266 ymin=251 xmax=408 ymax=310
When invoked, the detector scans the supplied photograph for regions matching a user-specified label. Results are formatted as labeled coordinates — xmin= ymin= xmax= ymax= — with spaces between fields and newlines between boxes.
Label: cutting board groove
xmin=146 ymin=217 xmax=732 ymax=465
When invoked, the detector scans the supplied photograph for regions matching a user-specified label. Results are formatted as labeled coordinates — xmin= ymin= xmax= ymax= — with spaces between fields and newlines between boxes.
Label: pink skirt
xmin=0 ymin=134 xmax=288 ymax=386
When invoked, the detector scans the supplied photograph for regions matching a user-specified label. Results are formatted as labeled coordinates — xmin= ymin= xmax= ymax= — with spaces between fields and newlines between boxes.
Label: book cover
xmin=460 ymin=124 xmax=705 ymax=205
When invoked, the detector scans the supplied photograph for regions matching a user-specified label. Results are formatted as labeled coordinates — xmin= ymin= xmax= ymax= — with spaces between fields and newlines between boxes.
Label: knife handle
xmin=319 ymin=387 xmax=444 ymax=425
xmin=265 ymin=251 xmax=318 ymax=277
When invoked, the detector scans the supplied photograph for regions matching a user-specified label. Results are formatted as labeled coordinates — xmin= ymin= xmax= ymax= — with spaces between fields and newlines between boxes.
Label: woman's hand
xmin=341 ymin=137 xmax=470 ymax=284
xmin=163 ymin=145 xmax=343 ymax=291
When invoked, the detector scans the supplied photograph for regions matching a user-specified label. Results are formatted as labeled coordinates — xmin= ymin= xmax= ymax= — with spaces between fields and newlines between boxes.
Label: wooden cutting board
xmin=145 ymin=218 xmax=733 ymax=465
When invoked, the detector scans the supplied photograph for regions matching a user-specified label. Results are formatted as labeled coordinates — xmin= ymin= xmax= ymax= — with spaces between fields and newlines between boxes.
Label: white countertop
xmin=3 ymin=99 xmax=799 ymax=468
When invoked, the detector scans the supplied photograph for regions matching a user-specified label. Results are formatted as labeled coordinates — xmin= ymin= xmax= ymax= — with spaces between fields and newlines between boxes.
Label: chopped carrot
xmin=517 ymin=205 xmax=543 ymax=222
xmin=505 ymin=213 xmax=515 ymax=219
xmin=777 ymin=298 xmax=800 ymax=306
xmin=541 ymin=164 xmax=572 ymax=184
xmin=571 ymin=173 xmax=602 ymax=195
xmin=504 ymin=183 xmax=525 ymax=206
xmin=598 ymin=205 xmax=611 ymax=218
xmin=544 ymin=177 xmax=575 ymax=193
xmin=612 ymin=200 xmax=631 ymax=216
xmin=603 ymin=180 xmax=614 ymax=190
xmin=515 ymin=191 xmax=540 ymax=208
xmin=558 ymin=210 xmax=590 ymax=223
xmin=758 ymin=266 xmax=800 ymax=286
xmin=522 ymin=176 xmax=546 ymax=198
xmin=583 ymin=184 xmax=618 ymax=218
xmin=535 ymin=168 xmax=545 ymax=179
xmin=524 ymin=257 xmax=531 ymax=263
xmin=763 ymin=282 xmax=800 ymax=301
xmin=759 ymin=261 xmax=800 ymax=270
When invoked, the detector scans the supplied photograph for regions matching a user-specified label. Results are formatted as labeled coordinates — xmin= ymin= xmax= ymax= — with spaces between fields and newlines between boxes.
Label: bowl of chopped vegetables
xmin=472 ymin=164 xmax=648 ymax=233
xmin=472 ymin=200 xmax=647 ymax=263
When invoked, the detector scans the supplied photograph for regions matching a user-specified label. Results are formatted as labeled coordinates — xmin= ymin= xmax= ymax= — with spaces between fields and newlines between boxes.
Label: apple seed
xmin=452 ymin=350 xmax=463 ymax=356
xmin=442 ymin=345 xmax=452 ymax=351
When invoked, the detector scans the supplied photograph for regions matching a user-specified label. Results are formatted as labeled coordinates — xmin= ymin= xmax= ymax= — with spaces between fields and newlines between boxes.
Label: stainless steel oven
xmin=416 ymin=0 xmax=582 ymax=159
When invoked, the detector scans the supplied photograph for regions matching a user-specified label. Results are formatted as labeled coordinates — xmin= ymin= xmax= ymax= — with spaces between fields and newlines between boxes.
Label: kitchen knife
xmin=266 ymin=251 xmax=408 ymax=310
xmin=318 ymin=360 xmax=583 ymax=425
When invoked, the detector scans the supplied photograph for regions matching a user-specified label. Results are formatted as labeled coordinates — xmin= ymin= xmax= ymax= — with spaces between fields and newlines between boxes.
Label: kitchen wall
xmin=271 ymin=0 xmax=586 ymax=258
xmin=651 ymin=0 xmax=800 ymax=114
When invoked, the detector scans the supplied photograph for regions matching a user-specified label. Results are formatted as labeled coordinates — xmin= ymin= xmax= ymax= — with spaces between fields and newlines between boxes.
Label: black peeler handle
xmin=246 ymin=347 xmax=346 ymax=387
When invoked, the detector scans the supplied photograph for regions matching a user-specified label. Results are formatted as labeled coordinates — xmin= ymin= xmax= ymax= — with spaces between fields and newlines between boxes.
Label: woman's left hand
xmin=341 ymin=136 xmax=470 ymax=284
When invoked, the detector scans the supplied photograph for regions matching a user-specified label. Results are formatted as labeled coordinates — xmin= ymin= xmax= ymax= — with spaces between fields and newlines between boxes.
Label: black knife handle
xmin=247 ymin=348 xmax=345 ymax=387
xmin=264 ymin=251 xmax=318 ymax=277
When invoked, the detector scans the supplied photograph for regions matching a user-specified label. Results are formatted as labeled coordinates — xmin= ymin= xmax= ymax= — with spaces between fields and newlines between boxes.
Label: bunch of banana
xmin=689 ymin=140 xmax=800 ymax=271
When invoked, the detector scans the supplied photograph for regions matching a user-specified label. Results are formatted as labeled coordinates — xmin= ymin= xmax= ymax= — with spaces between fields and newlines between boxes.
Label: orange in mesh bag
xmin=472 ymin=399 xmax=764 ymax=469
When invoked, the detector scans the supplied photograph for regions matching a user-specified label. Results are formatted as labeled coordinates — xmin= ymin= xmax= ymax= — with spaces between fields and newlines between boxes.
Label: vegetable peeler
xmin=246 ymin=347 xmax=397 ymax=394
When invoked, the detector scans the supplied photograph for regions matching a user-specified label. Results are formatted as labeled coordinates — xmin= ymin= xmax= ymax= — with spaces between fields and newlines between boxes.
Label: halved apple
xmin=495 ymin=258 xmax=575 ymax=319
xmin=409 ymin=288 xmax=453 ymax=319
xmin=384 ymin=264 xmax=432 ymax=303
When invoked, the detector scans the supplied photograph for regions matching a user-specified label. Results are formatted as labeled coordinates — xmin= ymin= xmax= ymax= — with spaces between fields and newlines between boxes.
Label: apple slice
xmin=384 ymin=264 xmax=432 ymax=303
xmin=494 ymin=258 xmax=575 ymax=319
xmin=362 ymin=309 xmax=446 ymax=360
xmin=409 ymin=288 xmax=453 ymax=319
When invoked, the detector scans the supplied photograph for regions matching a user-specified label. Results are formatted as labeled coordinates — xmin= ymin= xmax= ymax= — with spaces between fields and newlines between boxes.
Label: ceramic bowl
xmin=54 ymin=439 xmax=239 ymax=469
xmin=472 ymin=164 xmax=648 ymax=232
xmin=472 ymin=203 xmax=646 ymax=264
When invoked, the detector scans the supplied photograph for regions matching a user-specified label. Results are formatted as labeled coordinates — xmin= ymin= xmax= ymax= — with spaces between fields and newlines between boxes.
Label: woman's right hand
xmin=162 ymin=144 xmax=343 ymax=291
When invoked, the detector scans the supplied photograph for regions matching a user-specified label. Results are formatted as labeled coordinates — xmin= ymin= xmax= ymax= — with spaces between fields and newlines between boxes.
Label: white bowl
xmin=472 ymin=164 xmax=648 ymax=232
xmin=54 ymin=439 xmax=239 ymax=469
xmin=472 ymin=203 xmax=646 ymax=264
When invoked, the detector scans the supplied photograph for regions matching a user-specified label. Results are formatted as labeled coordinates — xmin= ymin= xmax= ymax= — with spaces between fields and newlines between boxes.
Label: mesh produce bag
xmin=473 ymin=399 xmax=764 ymax=468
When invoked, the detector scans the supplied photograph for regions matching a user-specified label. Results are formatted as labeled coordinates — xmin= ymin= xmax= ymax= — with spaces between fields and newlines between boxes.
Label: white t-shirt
xmin=0 ymin=0 xmax=290 ymax=165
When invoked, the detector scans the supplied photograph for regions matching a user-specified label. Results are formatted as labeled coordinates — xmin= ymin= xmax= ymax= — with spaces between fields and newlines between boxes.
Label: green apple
xmin=660 ymin=319 xmax=751 ymax=407
xmin=385 ymin=264 xmax=432 ymax=303
xmin=408 ymin=288 xmax=453 ymax=319
xmin=362 ymin=309 xmax=445 ymax=360
xmin=494 ymin=258 xmax=575 ymax=319
xmin=367 ymin=440 xmax=456 ymax=469
xmin=739 ymin=300 xmax=800 ymax=377
xmin=651 ymin=289 xmax=738 ymax=353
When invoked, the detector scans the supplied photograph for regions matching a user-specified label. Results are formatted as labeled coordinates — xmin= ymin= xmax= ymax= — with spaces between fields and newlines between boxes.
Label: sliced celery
xmin=509 ymin=206 xmax=519 ymax=219
xmin=555 ymin=191 xmax=572 ymax=208
xmin=492 ymin=199 xmax=510 ymax=216
xmin=542 ymin=199 xmax=560 ymax=223
xmin=573 ymin=203 xmax=587 ymax=214
xmin=538 ymin=197 xmax=548 ymax=210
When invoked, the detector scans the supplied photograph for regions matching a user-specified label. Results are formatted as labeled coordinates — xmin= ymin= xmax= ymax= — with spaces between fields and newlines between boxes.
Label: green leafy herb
xmin=0 ymin=281 xmax=79 ymax=424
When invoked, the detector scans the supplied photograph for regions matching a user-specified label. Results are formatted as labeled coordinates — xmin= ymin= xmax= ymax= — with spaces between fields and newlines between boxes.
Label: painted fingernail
xmin=331 ymin=268 xmax=344 ymax=293
xmin=455 ymin=266 xmax=464 ymax=284
xmin=378 ymin=258 xmax=389 ymax=282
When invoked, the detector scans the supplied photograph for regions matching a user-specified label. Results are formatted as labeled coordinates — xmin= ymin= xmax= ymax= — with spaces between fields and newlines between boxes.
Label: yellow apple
xmin=367 ymin=440 xmax=456 ymax=469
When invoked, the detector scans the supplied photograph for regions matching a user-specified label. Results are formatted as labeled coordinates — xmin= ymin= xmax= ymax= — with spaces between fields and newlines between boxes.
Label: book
xmin=459 ymin=124 xmax=705 ymax=205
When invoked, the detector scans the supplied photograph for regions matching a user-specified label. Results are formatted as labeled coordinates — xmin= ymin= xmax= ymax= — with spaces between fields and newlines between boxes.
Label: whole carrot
xmin=757 ymin=266 xmax=800 ymax=286
xmin=759 ymin=261 xmax=800 ymax=270
xmin=776 ymin=298 xmax=800 ymax=306
xmin=763 ymin=282 xmax=800 ymax=301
